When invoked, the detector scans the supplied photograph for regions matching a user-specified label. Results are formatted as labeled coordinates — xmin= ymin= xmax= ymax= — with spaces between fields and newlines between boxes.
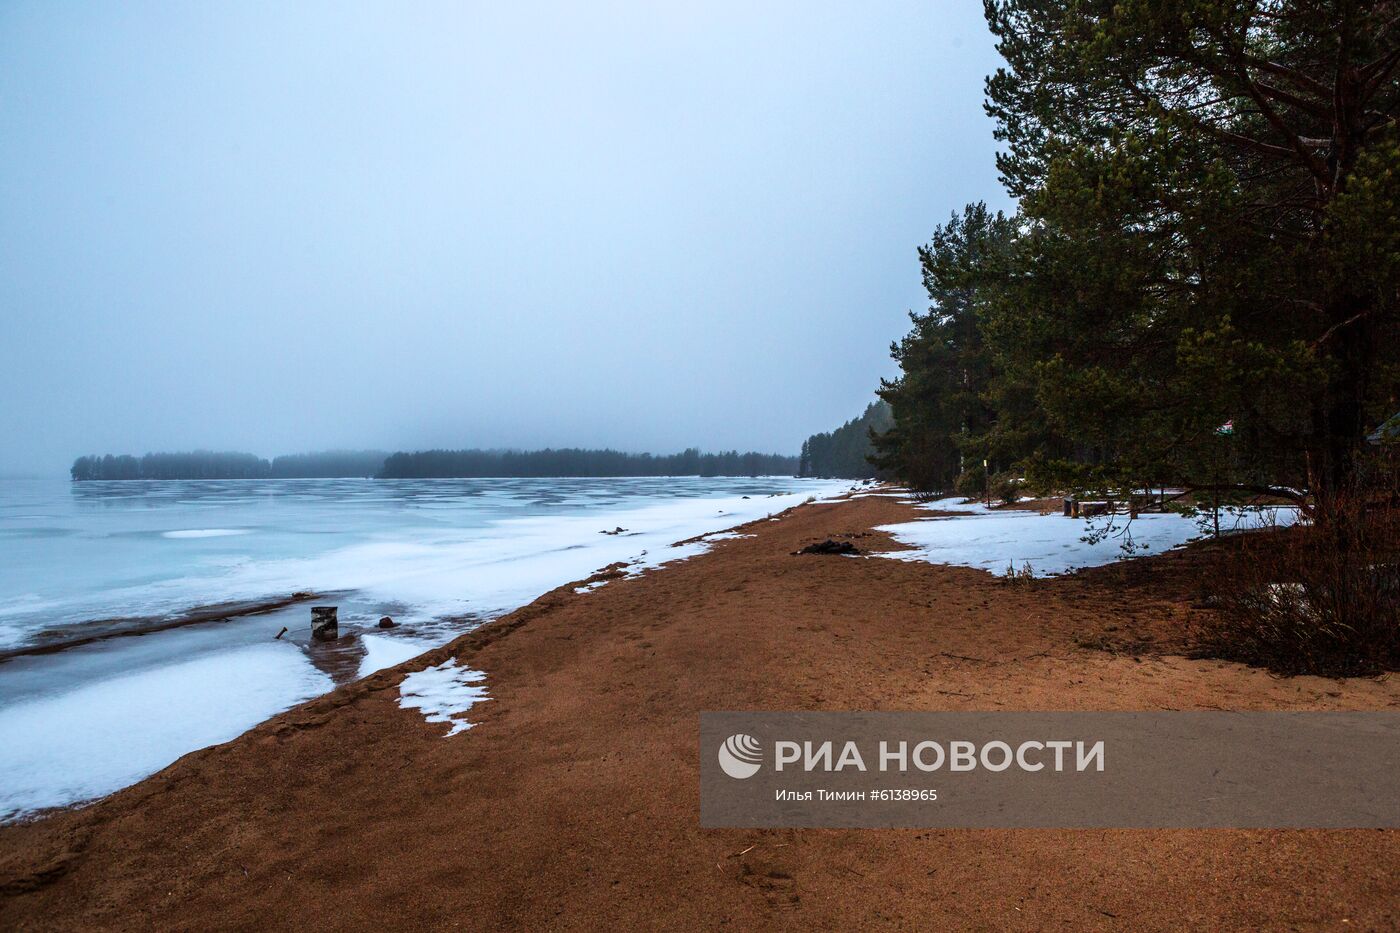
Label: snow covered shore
xmin=871 ymin=496 xmax=1299 ymax=577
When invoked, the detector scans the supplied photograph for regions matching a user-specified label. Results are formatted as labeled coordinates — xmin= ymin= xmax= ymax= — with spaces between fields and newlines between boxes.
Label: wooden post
xmin=311 ymin=606 xmax=338 ymax=641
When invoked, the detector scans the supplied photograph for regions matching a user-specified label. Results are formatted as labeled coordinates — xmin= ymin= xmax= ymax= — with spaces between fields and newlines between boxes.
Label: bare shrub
xmin=1002 ymin=560 xmax=1036 ymax=584
xmin=1191 ymin=496 xmax=1400 ymax=677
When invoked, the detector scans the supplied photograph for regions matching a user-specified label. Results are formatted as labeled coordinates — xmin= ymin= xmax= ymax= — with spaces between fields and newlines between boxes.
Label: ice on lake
xmin=0 ymin=475 xmax=844 ymax=820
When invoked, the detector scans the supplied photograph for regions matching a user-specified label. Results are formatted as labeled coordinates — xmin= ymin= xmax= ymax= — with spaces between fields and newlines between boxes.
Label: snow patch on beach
xmin=874 ymin=497 xmax=1298 ymax=577
xmin=0 ymin=643 xmax=332 ymax=821
xmin=573 ymin=527 xmax=762 ymax=595
xmin=358 ymin=633 xmax=434 ymax=679
xmin=624 ymin=540 xmax=711 ymax=577
xmin=809 ymin=484 xmax=865 ymax=504
xmin=398 ymin=659 xmax=489 ymax=736
xmin=811 ymin=485 xmax=918 ymax=505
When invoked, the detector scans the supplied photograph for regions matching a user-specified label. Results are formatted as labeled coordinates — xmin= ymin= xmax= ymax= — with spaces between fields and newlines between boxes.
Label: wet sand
xmin=2 ymin=495 xmax=1397 ymax=930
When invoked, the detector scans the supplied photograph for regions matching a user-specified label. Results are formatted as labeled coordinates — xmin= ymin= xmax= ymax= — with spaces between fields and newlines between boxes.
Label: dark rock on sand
xmin=796 ymin=539 xmax=860 ymax=556
xmin=378 ymin=617 xmax=397 ymax=628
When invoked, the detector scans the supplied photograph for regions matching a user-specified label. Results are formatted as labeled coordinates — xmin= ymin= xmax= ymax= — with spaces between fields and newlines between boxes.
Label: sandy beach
xmin=2 ymin=493 xmax=1397 ymax=930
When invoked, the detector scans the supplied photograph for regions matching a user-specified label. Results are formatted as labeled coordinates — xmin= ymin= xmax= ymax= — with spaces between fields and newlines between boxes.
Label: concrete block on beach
xmin=311 ymin=606 xmax=339 ymax=641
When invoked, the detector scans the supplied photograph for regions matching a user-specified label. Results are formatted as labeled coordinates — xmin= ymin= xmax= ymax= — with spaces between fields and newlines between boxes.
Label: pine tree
xmin=982 ymin=0 xmax=1400 ymax=514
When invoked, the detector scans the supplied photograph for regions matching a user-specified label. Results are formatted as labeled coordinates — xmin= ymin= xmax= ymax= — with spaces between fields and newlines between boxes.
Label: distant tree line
xmin=71 ymin=450 xmax=389 ymax=481
xmin=799 ymin=402 xmax=892 ymax=479
xmin=269 ymin=450 xmax=388 ymax=478
xmin=72 ymin=447 xmax=797 ymax=480
xmin=377 ymin=448 xmax=797 ymax=478
xmin=72 ymin=451 xmax=272 ymax=480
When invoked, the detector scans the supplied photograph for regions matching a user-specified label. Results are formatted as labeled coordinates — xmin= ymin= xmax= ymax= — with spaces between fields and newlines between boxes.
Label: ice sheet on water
xmin=0 ymin=477 xmax=849 ymax=646
xmin=0 ymin=642 xmax=332 ymax=821
xmin=0 ymin=477 xmax=848 ymax=819
xmin=171 ymin=486 xmax=832 ymax=625
xmin=398 ymin=659 xmax=489 ymax=737
xmin=161 ymin=528 xmax=250 ymax=539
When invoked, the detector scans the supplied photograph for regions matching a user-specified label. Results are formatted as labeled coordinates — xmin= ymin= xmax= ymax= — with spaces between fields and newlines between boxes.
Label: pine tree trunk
xmin=1314 ymin=291 xmax=1374 ymax=528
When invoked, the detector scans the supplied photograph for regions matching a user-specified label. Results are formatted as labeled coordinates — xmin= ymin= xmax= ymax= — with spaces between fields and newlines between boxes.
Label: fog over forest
xmin=0 ymin=2 xmax=1008 ymax=476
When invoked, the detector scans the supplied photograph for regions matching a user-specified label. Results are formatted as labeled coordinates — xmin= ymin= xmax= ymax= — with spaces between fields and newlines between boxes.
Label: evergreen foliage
xmin=873 ymin=204 xmax=1018 ymax=491
xmin=875 ymin=0 xmax=1400 ymax=513
xmin=269 ymin=450 xmax=388 ymax=478
xmin=377 ymin=448 xmax=797 ymax=478
xmin=71 ymin=450 xmax=388 ymax=480
xmin=71 ymin=451 xmax=272 ymax=480
xmin=799 ymin=402 xmax=893 ymax=478
xmin=72 ymin=447 xmax=796 ymax=480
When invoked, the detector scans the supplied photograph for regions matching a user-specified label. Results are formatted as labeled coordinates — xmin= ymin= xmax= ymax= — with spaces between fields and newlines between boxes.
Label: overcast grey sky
xmin=0 ymin=1 xmax=1010 ymax=475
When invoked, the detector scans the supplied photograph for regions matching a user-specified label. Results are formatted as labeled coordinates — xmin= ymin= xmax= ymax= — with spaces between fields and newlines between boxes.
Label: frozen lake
xmin=0 ymin=475 xmax=847 ymax=820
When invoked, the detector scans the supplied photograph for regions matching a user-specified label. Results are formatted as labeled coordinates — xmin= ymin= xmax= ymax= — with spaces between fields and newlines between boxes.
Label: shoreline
xmin=0 ymin=478 xmax=846 ymax=822
xmin=2 ymin=493 xmax=1398 ymax=929
xmin=0 ymin=593 xmax=328 ymax=662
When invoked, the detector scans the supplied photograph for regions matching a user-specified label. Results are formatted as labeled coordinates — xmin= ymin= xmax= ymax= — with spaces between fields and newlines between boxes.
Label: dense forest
xmin=269 ymin=450 xmax=389 ymax=478
xmin=377 ymin=448 xmax=797 ymax=478
xmin=864 ymin=0 xmax=1399 ymax=674
xmin=799 ymin=402 xmax=892 ymax=479
xmin=72 ymin=452 xmax=273 ymax=480
xmin=72 ymin=447 xmax=798 ymax=480
xmin=871 ymin=0 xmax=1399 ymax=516
xmin=71 ymin=450 xmax=388 ymax=480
